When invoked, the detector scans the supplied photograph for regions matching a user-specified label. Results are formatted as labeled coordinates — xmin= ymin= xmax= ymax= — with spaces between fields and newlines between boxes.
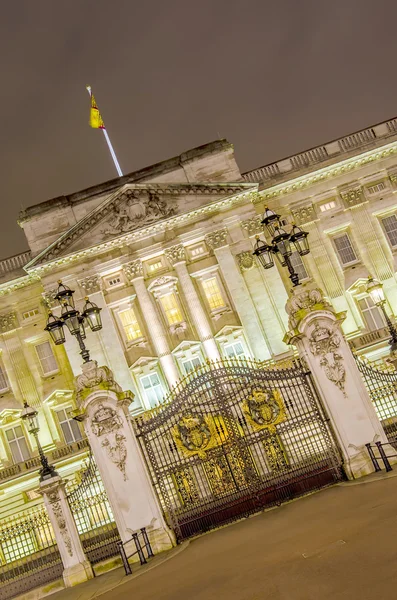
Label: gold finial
xmin=57 ymin=279 xmax=62 ymax=284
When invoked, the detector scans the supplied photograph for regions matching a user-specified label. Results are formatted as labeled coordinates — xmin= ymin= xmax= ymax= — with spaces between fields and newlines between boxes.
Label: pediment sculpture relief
xmin=101 ymin=190 xmax=177 ymax=236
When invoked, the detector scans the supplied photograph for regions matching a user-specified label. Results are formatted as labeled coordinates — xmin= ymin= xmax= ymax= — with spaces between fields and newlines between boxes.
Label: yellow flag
xmin=89 ymin=93 xmax=105 ymax=129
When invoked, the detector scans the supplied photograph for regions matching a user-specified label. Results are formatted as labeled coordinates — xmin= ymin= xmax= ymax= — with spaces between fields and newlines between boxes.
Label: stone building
xmin=1 ymin=116 xmax=397 ymax=559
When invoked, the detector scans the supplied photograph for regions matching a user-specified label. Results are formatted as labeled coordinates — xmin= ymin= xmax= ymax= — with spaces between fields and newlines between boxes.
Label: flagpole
xmin=86 ymin=86 xmax=123 ymax=177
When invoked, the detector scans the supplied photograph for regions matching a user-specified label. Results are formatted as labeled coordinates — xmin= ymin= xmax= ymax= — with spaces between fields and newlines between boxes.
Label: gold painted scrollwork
xmin=172 ymin=413 xmax=218 ymax=459
xmin=242 ymin=389 xmax=286 ymax=433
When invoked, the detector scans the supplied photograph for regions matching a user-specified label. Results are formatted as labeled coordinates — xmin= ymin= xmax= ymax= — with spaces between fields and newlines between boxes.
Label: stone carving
xmin=388 ymin=168 xmax=397 ymax=185
xmin=91 ymin=404 xmax=127 ymax=480
xmin=164 ymin=245 xmax=186 ymax=266
xmin=172 ymin=414 xmax=218 ymax=459
xmin=237 ymin=251 xmax=255 ymax=272
xmin=285 ymin=286 xmax=333 ymax=329
xmin=79 ymin=275 xmax=101 ymax=294
xmin=242 ymin=389 xmax=286 ymax=432
xmin=241 ymin=216 xmax=263 ymax=237
xmin=101 ymin=190 xmax=177 ymax=236
xmin=123 ymin=259 xmax=143 ymax=281
xmin=291 ymin=203 xmax=317 ymax=226
xmin=0 ymin=312 xmax=17 ymax=333
xmin=75 ymin=361 xmax=122 ymax=402
xmin=41 ymin=288 xmax=59 ymax=309
xmin=148 ymin=276 xmax=178 ymax=299
xmin=47 ymin=490 xmax=73 ymax=557
xmin=309 ymin=322 xmax=346 ymax=394
xmin=340 ymin=187 xmax=364 ymax=208
xmin=205 ymin=229 xmax=228 ymax=250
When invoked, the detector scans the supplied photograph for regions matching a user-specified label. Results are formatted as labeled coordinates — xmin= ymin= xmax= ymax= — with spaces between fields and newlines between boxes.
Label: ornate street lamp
xmin=21 ymin=401 xmax=58 ymax=481
xmin=253 ymin=208 xmax=310 ymax=286
xmin=366 ymin=276 xmax=397 ymax=353
xmin=45 ymin=281 xmax=102 ymax=363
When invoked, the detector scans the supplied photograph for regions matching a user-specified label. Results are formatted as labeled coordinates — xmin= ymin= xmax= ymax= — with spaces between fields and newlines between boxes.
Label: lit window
xmin=202 ymin=277 xmax=225 ymax=311
xmin=367 ymin=182 xmax=386 ymax=195
xmin=333 ymin=234 xmax=358 ymax=266
xmin=140 ymin=373 xmax=164 ymax=408
xmin=22 ymin=308 xmax=39 ymax=320
xmin=382 ymin=215 xmax=397 ymax=248
xmin=319 ymin=201 xmax=336 ymax=212
xmin=0 ymin=363 xmax=9 ymax=392
xmin=119 ymin=307 xmax=142 ymax=341
xmin=357 ymin=297 xmax=385 ymax=331
xmin=148 ymin=260 xmax=162 ymax=272
xmin=224 ymin=341 xmax=245 ymax=359
xmin=190 ymin=245 xmax=205 ymax=258
xmin=289 ymin=251 xmax=308 ymax=281
xmin=56 ymin=407 xmax=83 ymax=445
xmin=5 ymin=426 xmax=30 ymax=463
xmin=160 ymin=293 xmax=183 ymax=325
xmin=35 ymin=341 xmax=58 ymax=375
xmin=182 ymin=356 xmax=202 ymax=374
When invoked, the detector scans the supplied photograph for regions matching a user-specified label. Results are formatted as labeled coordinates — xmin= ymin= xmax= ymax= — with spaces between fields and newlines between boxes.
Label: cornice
xmin=25 ymin=186 xmax=257 ymax=275
xmin=253 ymin=141 xmax=397 ymax=202
xmin=0 ymin=274 xmax=40 ymax=297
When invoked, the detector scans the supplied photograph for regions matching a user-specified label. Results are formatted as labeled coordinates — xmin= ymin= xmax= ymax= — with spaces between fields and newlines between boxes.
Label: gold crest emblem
xmin=242 ymin=389 xmax=286 ymax=432
xmin=172 ymin=413 xmax=217 ymax=459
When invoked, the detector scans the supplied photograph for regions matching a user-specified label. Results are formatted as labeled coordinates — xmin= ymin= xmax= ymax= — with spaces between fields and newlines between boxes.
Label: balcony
xmin=348 ymin=327 xmax=390 ymax=351
xmin=0 ymin=437 xmax=89 ymax=484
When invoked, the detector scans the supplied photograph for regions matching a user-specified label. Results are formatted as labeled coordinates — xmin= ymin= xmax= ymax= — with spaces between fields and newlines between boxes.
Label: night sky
xmin=1 ymin=0 xmax=397 ymax=259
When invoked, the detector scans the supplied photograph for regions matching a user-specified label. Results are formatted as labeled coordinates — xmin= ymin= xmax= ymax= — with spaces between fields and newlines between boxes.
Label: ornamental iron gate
xmin=0 ymin=505 xmax=62 ymax=600
xmin=66 ymin=452 xmax=121 ymax=564
xmin=355 ymin=356 xmax=397 ymax=445
xmin=134 ymin=358 xmax=343 ymax=541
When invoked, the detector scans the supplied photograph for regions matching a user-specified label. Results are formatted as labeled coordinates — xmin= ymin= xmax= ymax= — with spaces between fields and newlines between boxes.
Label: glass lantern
xmin=290 ymin=224 xmax=310 ymax=256
xmin=82 ymin=298 xmax=103 ymax=332
xmin=253 ymin=236 xmax=274 ymax=269
xmin=366 ymin=276 xmax=385 ymax=306
xmin=61 ymin=303 xmax=81 ymax=335
xmin=55 ymin=281 xmax=75 ymax=308
xmin=45 ymin=313 xmax=66 ymax=345
xmin=20 ymin=401 xmax=39 ymax=434
xmin=272 ymin=225 xmax=292 ymax=258
xmin=261 ymin=207 xmax=280 ymax=236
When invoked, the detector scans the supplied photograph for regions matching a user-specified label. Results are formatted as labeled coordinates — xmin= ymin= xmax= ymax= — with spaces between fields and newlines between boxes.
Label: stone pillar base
xmin=63 ymin=561 xmax=94 ymax=587
xmin=147 ymin=523 xmax=177 ymax=553
xmin=344 ymin=443 xmax=397 ymax=479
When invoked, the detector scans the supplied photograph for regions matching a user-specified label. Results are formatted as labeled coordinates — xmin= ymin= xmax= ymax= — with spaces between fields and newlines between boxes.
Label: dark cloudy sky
xmin=1 ymin=0 xmax=397 ymax=258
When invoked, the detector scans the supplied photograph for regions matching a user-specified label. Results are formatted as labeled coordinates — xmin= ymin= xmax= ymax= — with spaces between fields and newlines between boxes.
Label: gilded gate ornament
xmin=242 ymin=389 xmax=286 ymax=432
xmin=172 ymin=413 xmax=217 ymax=459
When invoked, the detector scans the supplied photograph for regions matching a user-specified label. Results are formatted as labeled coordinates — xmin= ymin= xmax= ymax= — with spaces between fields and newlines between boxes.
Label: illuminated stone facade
xmin=1 ymin=121 xmax=397 ymax=530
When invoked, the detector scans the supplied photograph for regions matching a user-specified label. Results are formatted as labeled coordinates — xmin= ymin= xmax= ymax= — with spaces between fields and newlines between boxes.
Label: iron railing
xmin=118 ymin=528 xmax=154 ymax=575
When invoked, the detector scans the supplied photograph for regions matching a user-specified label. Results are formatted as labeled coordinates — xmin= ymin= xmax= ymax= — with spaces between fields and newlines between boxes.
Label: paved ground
xmin=52 ymin=473 xmax=397 ymax=600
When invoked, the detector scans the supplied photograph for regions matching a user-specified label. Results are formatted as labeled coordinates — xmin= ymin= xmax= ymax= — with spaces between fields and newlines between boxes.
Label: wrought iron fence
xmin=0 ymin=505 xmax=63 ymax=600
xmin=67 ymin=452 xmax=120 ymax=563
xmin=134 ymin=357 xmax=343 ymax=540
xmin=355 ymin=355 xmax=397 ymax=444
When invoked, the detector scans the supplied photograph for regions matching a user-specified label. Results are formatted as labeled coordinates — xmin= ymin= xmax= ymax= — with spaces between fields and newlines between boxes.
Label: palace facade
xmin=1 ymin=116 xmax=397 ymax=529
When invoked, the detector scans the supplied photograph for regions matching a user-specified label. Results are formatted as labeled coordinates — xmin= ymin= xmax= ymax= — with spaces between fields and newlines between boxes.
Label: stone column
xmin=205 ymin=229 xmax=269 ymax=360
xmin=123 ymin=260 xmax=180 ymax=387
xmin=284 ymin=281 xmax=395 ymax=479
xmin=164 ymin=245 xmax=220 ymax=361
xmin=40 ymin=475 xmax=94 ymax=587
xmin=74 ymin=361 xmax=176 ymax=552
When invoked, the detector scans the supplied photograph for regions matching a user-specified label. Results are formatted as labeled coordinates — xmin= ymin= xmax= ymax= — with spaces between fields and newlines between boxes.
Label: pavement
xmin=47 ymin=471 xmax=397 ymax=600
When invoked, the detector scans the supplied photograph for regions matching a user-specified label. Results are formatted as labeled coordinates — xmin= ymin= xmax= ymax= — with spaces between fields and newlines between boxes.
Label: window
xmin=35 ymin=341 xmax=58 ymax=375
xmin=5 ymin=426 xmax=30 ymax=463
xmin=159 ymin=293 xmax=183 ymax=325
xmin=119 ymin=307 xmax=142 ymax=341
xmin=333 ymin=234 xmax=358 ymax=266
xmin=182 ymin=356 xmax=203 ymax=374
xmin=224 ymin=341 xmax=246 ymax=359
xmin=382 ymin=215 xmax=397 ymax=248
xmin=189 ymin=244 xmax=206 ymax=259
xmin=202 ymin=277 xmax=226 ymax=311
xmin=289 ymin=251 xmax=308 ymax=281
xmin=22 ymin=308 xmax=39 ymax=321
xmin=106 ymin=275 xmax=123 ymax=288
xmin=357 ymin=297 xmax=385 ymax=331
xmin=0 ymin=364 xmax=9 ymax=392
xmin=140 ymin=373 xmax=164 ymax=408
xmin=147 ymin=260 xmax=163 ymax=273
xmin=367 ymin=182 xmax=386 ymax=195
xmin=56 ymin=407 xmax=83 ymax=444
xmin=319 ymin=201 xmax=336 ymax=212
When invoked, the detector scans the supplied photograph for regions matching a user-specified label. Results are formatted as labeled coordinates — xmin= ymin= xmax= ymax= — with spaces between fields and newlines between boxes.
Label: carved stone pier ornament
xmin=237 ymin=251 xmax=255 ymax=272
xmin=285 ymin=286 xmax=332 ymax=330
xmin=75 ymin=360 xmax=122 ymax=403
xmin=309 ymin=322 xmax=346 ymax=395
xmin=91 ymin=404 xmax=128 ymax=480
xmin=47 ymin=489 xmax=73 ymax=557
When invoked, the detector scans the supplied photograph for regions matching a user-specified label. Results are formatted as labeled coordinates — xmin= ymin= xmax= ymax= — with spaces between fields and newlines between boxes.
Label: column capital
xmin=0 ymin=311 xmax=18 ymax=333
xmin=123 ymin=259 xmax=143 ymax=281
xmin=164 ymin=244 xmax=186 ymax=266
xmin=205 ymin=228 xmax=228 ymax=250
xmin=241 ymin=216 xmax=262 ymax=237
xmin=79 ymin=274 xmax=102 ymax=294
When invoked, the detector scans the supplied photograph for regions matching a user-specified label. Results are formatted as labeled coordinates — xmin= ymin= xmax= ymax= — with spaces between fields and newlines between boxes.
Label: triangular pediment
xmin=26 ymin=182 xmax=254 ymax=268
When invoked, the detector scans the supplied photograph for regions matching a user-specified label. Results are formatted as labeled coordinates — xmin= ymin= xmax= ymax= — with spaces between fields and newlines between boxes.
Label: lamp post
xmin=21 ymin=401 xmax=58 ymax=481
xmin=253 ymin=207 xmax=310 ymax=286
xmin=44 ymin=281 xmax=103 ymax=363
xmin=366 ymin=276 xmax=397 ymax=353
